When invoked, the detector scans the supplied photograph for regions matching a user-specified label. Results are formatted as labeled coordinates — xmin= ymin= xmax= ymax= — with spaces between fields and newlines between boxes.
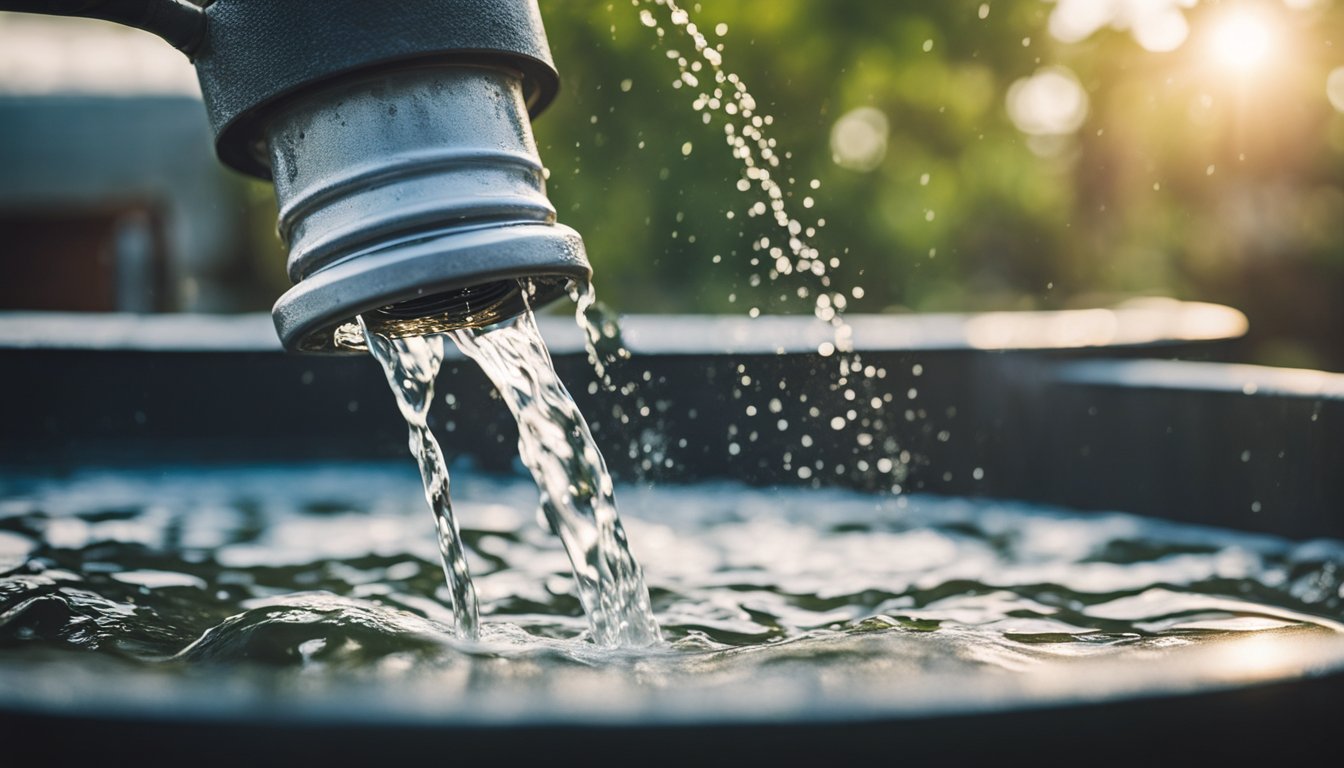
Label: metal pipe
xmin=265 ymin=65 xmax=589 ymax=353
xmin=2 ymin=0 xmax=590 ymax=353
xmin=192 ymin=0 xmax=589 ymax=353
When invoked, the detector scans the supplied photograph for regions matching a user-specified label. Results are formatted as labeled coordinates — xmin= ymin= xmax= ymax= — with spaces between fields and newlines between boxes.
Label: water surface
xmin=1 ymin=465 xmax=1342 ymax=722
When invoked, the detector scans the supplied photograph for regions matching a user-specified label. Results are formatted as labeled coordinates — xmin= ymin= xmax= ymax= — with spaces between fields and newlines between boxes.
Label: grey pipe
xmin=266 ymin=66 xmax=589 ymax=352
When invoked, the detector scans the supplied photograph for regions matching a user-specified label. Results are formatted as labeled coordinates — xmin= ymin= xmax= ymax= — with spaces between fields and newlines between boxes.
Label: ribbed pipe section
xmin=265 ymin=66 xmax=589 ymax=353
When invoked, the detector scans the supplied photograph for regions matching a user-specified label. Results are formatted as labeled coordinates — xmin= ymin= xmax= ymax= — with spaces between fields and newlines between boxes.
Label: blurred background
xmin=2 ymin=0 xmax=1342 ymax=369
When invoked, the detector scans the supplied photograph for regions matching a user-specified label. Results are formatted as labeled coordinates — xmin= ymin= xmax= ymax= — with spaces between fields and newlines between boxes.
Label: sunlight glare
xmin=1205 ymin=9 xmax=1276 ymax=75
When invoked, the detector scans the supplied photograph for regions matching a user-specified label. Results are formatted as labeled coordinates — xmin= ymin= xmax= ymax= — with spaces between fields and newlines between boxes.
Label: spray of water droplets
xmin=629 ymin=0 xmax=910 ymax=489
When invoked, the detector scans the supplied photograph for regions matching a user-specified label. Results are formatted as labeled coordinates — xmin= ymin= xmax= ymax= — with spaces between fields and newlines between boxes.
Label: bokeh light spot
xmin=1048 ymin=0 xmax=1195 ymax=50
xmin=1133 ymin=8 xmax=1189 ymax=52
xmin=830 ymin=107 xmax=889 ymax=172
xmin=1327 ymin=67 xmax=1344 ymax=113
xmin=1007 ymin=66 xmax=1090 ymax=136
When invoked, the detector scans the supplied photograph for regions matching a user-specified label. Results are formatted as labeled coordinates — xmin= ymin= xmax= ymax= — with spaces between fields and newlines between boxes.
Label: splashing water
xmin=448 ymin=306 xmax=661 ymax=647
xmin=360 ymin=318 xmax=480 ymax=640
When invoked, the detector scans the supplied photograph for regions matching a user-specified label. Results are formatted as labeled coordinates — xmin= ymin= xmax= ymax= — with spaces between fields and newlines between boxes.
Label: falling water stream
xmin=448 ymin=307 xmax=661 ymax=647
xmin=358 ymin=284 xmax=659 ymax=647
xmin=359 ymin=320 xmax=481 ymax=641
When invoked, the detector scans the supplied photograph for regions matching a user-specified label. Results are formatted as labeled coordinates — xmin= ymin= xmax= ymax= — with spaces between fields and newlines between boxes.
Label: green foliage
xmin=524 ymin=0 xmax=1344 ymax=369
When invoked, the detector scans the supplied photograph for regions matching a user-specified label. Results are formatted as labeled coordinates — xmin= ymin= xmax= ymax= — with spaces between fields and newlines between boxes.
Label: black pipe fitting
xmin=191 ymin=0 xmax=561 ymax=179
